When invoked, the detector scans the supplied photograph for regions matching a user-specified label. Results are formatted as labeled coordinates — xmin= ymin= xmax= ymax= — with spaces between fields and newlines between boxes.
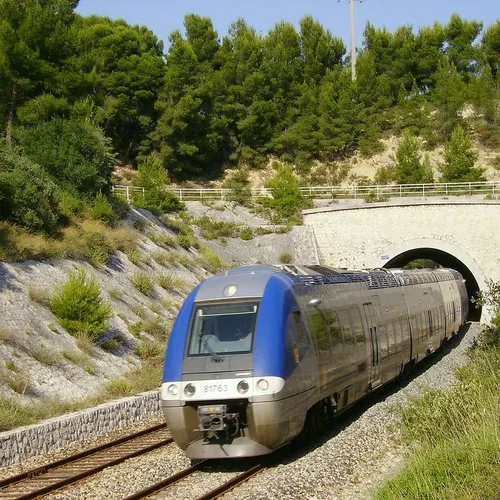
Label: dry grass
xmin=27 ymin=286 xmax=50 ymax=305
xmin=29 ymin=346 xmax=61 ymax=366
xmin=8 ymin=373 xmax=30 ymax=394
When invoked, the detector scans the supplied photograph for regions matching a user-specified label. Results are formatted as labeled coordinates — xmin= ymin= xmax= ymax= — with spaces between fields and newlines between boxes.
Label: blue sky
xmin=76 ymin=0 xmax=498 ymax=51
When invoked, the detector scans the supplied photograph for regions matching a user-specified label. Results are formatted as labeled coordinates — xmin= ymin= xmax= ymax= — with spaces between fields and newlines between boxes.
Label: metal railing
xmin=112 ymin=181 xmax=500 ymax=203
xmin=111 ymin=185 xmax=145 ymax=203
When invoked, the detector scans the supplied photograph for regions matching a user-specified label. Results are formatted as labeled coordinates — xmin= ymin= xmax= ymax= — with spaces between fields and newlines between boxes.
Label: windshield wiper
xmin=200 ymin=335 xmax=224 ymax=363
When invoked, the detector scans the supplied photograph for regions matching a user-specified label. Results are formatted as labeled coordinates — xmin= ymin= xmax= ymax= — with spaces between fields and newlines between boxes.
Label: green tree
xmin=394 ymin=131 xmax=434 ymax=184
xmin=153 ymin=17 xmax=230 ymax=178
xmin=74 ymin=16 xmax=165 ymax=162
xmin=0 ymin=0 xmax=78 ymax=144
xmin=133 ymin=154 xmax=184 ymax=214
xmin=439 ymin=125 xmax=485 ymax=182
xmin=16 ymin=118 xmax=114 ymax=196
xmin=482 ymin=21 xmax=500 ymax=78
xmin=431 ymin=60 xmax=468 ymax=143
xmin=264 ymin=163 xmax=305 ymax=220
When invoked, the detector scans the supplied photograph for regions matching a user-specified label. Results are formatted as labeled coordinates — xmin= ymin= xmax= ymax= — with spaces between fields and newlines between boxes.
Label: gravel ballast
xmin=43 ymin=323 xmax=478 ymax=500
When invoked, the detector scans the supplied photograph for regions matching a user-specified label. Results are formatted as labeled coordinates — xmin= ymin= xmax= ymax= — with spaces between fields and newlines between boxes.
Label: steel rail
xmin=0 ymin=423 xmax=172 ymax=500
xmin=123 ymin=461 xmax=208 ymax=500
xmin=196 ymin=463 xmax=266 ymax=500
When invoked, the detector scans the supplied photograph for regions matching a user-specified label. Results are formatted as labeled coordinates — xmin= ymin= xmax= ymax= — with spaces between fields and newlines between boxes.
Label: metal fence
xmin=112 ymin=181 xmax=500 ymax=203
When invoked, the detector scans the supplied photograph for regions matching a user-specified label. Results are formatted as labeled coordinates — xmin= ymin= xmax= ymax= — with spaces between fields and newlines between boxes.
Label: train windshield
xmin=187 ymin=301 xmax=259 ymax=356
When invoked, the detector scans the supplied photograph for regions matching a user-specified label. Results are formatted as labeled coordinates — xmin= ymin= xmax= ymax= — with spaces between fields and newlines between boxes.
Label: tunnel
xmin=383 ymin=248 xmax=482 ymax=321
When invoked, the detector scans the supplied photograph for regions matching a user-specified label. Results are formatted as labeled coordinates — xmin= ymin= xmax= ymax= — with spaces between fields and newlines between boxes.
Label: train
xmin=161 ymin=264 xmax=468 ymax=459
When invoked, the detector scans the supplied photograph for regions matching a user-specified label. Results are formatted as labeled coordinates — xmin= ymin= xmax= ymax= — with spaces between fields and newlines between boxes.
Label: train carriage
xmin=161 ymin=264 xmax=468 ymax=459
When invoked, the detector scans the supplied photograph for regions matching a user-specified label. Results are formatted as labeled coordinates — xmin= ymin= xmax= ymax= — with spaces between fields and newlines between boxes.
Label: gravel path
xmin=40 ymin=323 xmax=477 ymax=500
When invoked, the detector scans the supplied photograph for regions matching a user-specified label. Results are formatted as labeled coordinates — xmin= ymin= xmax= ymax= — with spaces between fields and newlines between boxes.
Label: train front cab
xmin=161 ymin=272 xmax=314 ymax=458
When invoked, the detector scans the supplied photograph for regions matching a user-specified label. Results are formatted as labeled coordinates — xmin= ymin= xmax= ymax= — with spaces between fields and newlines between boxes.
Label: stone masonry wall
xmin=0 ymin=390 xmax=161 ymax=467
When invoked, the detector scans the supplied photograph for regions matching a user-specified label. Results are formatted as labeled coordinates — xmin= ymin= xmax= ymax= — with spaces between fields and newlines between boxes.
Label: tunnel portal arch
xmin=374 ymin=239 xmax=485 ymax=322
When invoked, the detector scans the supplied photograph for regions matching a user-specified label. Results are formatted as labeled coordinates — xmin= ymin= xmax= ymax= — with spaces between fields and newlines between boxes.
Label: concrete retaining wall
xmin=0 ymin=390 xmax=161 ymax=467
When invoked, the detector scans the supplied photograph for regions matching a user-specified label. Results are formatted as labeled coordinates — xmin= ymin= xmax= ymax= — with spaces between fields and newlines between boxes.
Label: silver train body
xmin=161 ymin=264 xmax=468 ymax=459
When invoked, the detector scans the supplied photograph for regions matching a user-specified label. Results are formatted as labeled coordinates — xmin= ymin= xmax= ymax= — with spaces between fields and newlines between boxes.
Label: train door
xmin=362 ymin=302 xmax=381 ymax=387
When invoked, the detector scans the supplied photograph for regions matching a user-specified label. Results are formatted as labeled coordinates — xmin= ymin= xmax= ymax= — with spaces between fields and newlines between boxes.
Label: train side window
xmin=293 ymin=311 xmax=307 ymax=344
xmin=411 ymin=315 xmax=419 ymax=338
xmin=394 ymin=321 xmax=402 ymax=346
xmin=421 ymin=312 xmax=428 ymax=337
xmin=326 ymin=311 xmax=343 ymax=352
xmin=378 ymin=324 xmax=388 ymax=359
xmin=337 ymin=309 xmax=354 ymax=345
xmin=386 ymin=323 xmax=395 ymax=356
xmin=310 ymin=312 xmax=330 ymax=354
xmin=349 ymin=308 xmax=365 ymax=344
xmin=400 ymin=319 xmax=409 ymax=342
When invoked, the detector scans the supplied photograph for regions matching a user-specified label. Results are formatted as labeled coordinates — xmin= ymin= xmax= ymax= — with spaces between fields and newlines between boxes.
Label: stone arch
xmin=372 ymin=238 xmax=486 ymax=322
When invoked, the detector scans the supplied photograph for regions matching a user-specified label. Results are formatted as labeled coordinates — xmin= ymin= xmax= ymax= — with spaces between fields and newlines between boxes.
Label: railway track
xmin=0 ymin=423 xmax=172 ymax=500
xmin=124 ymin=460 xmax=267 ymax=500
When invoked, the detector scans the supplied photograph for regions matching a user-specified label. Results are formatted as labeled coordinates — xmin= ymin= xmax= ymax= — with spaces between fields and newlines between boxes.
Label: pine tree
xmin=439 ymin=126 xmax=485 ymax=182
xmin=395 ymin=131 xmax=433 ymax=184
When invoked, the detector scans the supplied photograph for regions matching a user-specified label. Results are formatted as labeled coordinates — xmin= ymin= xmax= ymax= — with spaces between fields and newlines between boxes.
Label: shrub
xmin=201 ymin=246 xmax=225 ymax=273
xmin=157 ymin=272 xmax=175 ymax=290
xmin=176 ymin=234 xmax=199 ymax=250
xmin=135 ymin=340 xmax=164 ymax=360
xmin=240 ymin=227 xmax=254 ymax=240
xmin=131 ymin=272 xmax=156 ymax=296
xmin=82 ymin=231 xmax=112 ymax=265
xmin=193 ymin=216 xmax=241 ymax=240
xmin=133 ymin=155 xmax=185 ymax=215
xmin=0 ymin=148 xmax=61 ymax=233
xmin=264 ymin=163 xmax=306 ymax=221
xmin=92 ymin=193 xmax=114 ymax=225
xmin=50 ymin=268 xmax=112 ymax=338
xmin=279 ymin=252 xmax=293 ymax=264
xmin=374 ymin=164 xmax=396 ymax=185
xmin=5 ymin=360 xmax=16 ymax=371
xmin=364 ymin=190 xmax=389 ymax=203
xmin=16 ymin=118 xmax=114 ymax=196
xmin=222 ymin=168 xmax=252 ymax=205
xmin=9 ymin=373 xmax=30 ymax=394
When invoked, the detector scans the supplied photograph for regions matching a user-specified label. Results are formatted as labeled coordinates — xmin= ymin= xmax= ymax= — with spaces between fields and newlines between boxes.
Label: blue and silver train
xmin=161 ymin=264 xmax=468 ymax=458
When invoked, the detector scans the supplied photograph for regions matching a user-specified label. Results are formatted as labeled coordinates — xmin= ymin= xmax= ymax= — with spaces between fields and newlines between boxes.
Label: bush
xmin=131 ymin=272 xmax=156 ymax=296
xmin=82 ymin=231 xmax=113 ymax=265
xmin=265 ymin=163 xmax=306 ymax=221
xmin=136 ymin=340 xmax=164 ymax=361
xmin=201 ymin=246 xmax=225 ymax=273
xmin=194 ymin=216 xmax=241 ymax=240
xmin=176 ymin=234 xmax=200 ymax=250
xmin=279 ymin=252 xmax=293 ymax=264
xmin=92 ymin=193 xmax=114 ymax=225
xmin=240 ymin=227 xmax=254 ymax=240
xmin=16 ymin=118 xmax=114 ymax=196
xmin=50 ymin=268 xmax=112 ymax=338
xmin=0 ymin=148 xmax=61 ymax=233
xmin=133 ymin=155 xmax=184 ymax=215
xmin=222 ymin=168 xmax=252 ymax=205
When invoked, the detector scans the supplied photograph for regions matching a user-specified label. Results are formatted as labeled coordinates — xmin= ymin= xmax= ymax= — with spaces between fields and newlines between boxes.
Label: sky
xmin=76 ymin=0 xmax=499 ymax=51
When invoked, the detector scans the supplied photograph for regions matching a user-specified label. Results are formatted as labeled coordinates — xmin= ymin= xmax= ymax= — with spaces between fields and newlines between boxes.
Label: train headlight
xmin=184 ymin=383 xmax=196 ymax=397
xmin=237 ymin=380 xmax=249 ymax=394
xmin=256 ymin=379 xmax=269 ymax=391
xmin=167 ymin=384 xmax=179 ymax=396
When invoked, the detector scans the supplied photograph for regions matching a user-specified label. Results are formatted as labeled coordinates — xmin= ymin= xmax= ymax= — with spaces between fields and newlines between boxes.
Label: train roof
xmin=227 ymin=264 xmax=461 ymax=290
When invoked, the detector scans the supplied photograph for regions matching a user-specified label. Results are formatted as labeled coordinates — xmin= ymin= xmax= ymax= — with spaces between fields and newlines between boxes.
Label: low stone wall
xmin=0 ymin=390 xmax=161 ymax=467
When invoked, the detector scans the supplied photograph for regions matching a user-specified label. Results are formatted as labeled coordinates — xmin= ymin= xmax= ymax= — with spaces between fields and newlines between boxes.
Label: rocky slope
xmin=0 ymin=203 xmax=317 ymax=406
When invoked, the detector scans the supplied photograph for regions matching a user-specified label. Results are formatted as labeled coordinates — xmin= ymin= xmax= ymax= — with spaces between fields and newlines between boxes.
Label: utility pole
xmin=350 ymin=0 xmax=357 ymax=81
